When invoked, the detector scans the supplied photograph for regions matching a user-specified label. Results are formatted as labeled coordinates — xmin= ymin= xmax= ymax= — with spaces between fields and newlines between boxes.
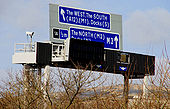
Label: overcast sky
xmin=0 ymin=0 xmax=169 ymax=81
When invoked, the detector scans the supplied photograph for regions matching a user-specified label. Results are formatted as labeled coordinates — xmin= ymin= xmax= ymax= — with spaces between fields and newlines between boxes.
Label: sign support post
xmin=43 ymin=65 xmax=50 ymax=109
xmin=143 ymin=75 xmax=149 ymax=98
xmin=23 ymin=64 xmax=30 ymax=109
xmin=37 ymin=67 xmax=42 ymax=88
xmin=123 ymin=72 xmax=129 ymax=109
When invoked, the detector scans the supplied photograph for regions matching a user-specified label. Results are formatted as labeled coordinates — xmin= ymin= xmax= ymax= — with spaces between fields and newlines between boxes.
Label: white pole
xmin=44 ymin=65 xmax=50 ymax=108
xmin=143 ymin=75 xmax=149 ymax=98
xmin=44 ymin=65 xmax=50 ymax=88
xmin=30 ymin=36 xmax=32 ymax=51
xmin=24 ymin=64 xmax=30 ymax=109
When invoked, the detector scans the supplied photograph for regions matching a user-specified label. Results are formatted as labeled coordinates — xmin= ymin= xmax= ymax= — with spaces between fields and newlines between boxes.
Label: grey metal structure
xmin=49 ymin=4 xmax=123 ymax=50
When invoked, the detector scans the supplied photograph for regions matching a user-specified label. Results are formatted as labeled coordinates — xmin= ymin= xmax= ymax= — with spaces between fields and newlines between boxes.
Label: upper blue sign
xmin=70 ymin=28 xmax=119 ymax=50
xmin=59 ymin=6 xmax=111 ymax=30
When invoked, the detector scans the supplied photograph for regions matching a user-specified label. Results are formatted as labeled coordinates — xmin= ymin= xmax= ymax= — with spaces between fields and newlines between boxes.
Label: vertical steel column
xmin=124 ymin=72 xmax=129 ymax=109
xmin=43 ymin=65 xmax=50 ymax=109
xmin=37 ymin=67 xmax=42 ymax=89
xmin=24 ymin=64 xmax=30 ymax=109
xmin=143 ymin=75 xmax=149 ymax=98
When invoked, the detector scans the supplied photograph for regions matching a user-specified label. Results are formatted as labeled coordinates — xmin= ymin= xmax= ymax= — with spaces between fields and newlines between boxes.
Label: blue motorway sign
xmin=70 ymin=27 xmax=120 ymax=50
xmin=60 ymin=29 xmax=68 ymax=39
xmin=59 ymin=6 xmax=111 ymax=30
xmin=119 ymin=66 xmax=127 ymax=71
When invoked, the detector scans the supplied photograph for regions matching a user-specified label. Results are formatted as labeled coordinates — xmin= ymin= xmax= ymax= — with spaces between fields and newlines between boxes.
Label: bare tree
xmin=54 ymin=63 xmax=103 ymax=109
xmin=0 ymin=63 xmax=104 ymax=109
xmin=0 ymin=68 xmax=45 ymax=109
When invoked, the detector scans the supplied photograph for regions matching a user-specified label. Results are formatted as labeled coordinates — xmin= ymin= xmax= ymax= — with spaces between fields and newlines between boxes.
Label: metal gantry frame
xmin=12 ymin=38 xmax=155 ymax=108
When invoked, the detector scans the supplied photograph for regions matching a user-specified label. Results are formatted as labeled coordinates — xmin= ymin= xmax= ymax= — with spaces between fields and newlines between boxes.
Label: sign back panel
xmin=49 ymin=4 xmax=123 ymax=50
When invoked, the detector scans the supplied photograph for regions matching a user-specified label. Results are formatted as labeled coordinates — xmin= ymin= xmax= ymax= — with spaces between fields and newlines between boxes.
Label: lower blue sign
xmin=70 ymin=27 xmax=120 ymax=49
xmin=119 ymin=66 xmax=127 ymax=71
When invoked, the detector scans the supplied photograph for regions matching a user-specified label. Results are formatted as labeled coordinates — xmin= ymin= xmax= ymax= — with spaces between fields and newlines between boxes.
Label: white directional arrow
xmin=114 ymin=36 xmax=118 ymax=48
xmin=120 ymin=67 xmax=126 ymax=71
xmin=61 ymin=8 xmax=65 ymax=21
xmin=119 ymin=66 xmax=127 ymax=71
xmin=96 ymin=65 xmax=102 ymax=68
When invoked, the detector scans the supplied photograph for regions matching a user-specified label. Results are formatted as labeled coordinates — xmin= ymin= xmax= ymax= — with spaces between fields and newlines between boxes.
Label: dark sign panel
xmin=103 ymin=50 xmax=155 ymax=78
xmin=53 ymin=28 xmax=59 ymax=38
xmin=36 ymin=42 xmax=52 ymax=65
xmin=69 ymin=38 xmax=104 ymax=67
